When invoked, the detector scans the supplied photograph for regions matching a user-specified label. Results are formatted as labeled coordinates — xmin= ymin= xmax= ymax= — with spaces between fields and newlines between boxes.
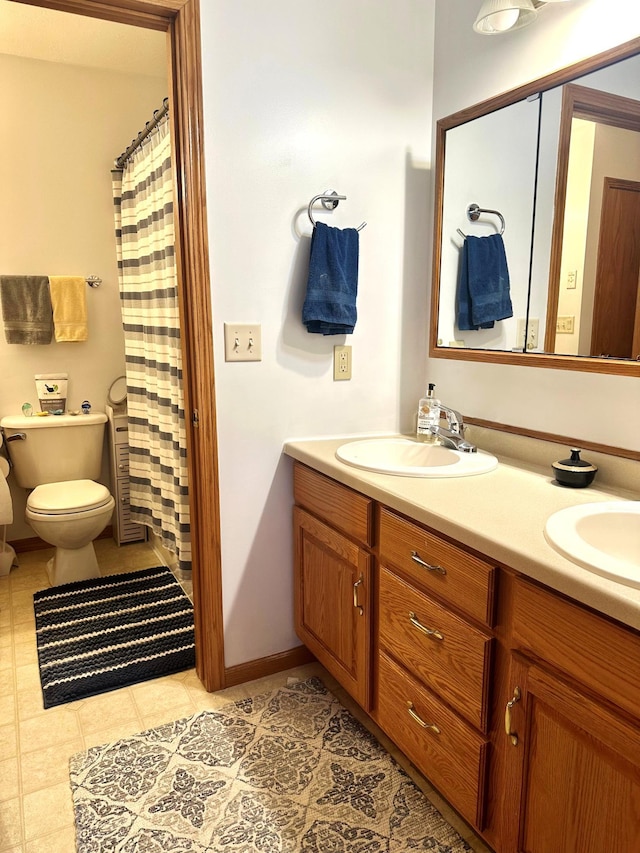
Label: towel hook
xmin=307 ymin=190 xmax=366 ymax=232
xmin=457 ymin=203 xmax=505 ymax=239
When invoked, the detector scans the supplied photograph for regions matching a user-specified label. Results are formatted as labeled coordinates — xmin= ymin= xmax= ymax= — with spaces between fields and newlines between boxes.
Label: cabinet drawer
xmin=512 ymin=577 xmax=640 ymax=723
xmin=114 ymin=481 xmax=146 ymax=543
xmin=379 ymin=566 xmax=492 ymax=732
xmin=294 ymin=463 xmax=373 ymax=546
xmin=376 ymin=651 xmax=487 ymax=829
xmin=115 ymin=443 xmax=130 ymax=475
xmin=379 ymin=507 xmax=495 ymax=625
xmin=112 ymin=417 xmax=130 ymax=445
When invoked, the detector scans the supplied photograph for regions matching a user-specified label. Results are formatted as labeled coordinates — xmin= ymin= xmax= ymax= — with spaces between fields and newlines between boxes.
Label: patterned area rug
xmin=69 ymin=676 xmax=472 ymax=852
xmin=34 ymin=566 xmax=195 ymax=708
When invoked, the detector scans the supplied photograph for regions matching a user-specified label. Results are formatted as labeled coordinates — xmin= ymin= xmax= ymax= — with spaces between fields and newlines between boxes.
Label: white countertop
xmin=284 ymin=434 xmax=640 ymax=632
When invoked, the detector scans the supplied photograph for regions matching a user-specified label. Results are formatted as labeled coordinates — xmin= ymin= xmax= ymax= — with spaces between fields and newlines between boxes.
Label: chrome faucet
xmin=429 ymin=404 xmax=477 ymax=453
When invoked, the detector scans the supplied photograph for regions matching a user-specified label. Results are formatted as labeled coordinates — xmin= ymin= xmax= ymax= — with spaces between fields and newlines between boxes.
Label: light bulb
xmin=487 ymin=9 xmax=520 ymax=31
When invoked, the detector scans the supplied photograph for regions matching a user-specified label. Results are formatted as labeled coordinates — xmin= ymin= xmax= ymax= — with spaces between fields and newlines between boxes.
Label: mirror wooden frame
xmin=429 ymin=36 xmax=640 ymax=378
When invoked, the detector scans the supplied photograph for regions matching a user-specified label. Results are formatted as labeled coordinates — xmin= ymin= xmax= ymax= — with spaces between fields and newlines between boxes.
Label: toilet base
xmin=46 ymin=542 xmax=101 ymax=587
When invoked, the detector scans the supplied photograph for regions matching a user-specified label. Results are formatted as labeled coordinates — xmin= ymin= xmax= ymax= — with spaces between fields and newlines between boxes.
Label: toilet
xmin=0 ymin=413 xmax=115 ymax=586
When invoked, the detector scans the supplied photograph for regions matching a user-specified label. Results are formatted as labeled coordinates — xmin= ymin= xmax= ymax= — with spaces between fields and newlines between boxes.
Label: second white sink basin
xmin=335 ymin=438 xmax=498 ymax=478
xmin=545 ymin=501 xmax=640 ymax=587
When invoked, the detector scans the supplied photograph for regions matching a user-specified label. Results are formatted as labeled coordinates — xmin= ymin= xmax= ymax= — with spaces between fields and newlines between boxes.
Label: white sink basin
xmin=335 ymin=438 xmax=498 ymax=478
xmin=545 ymin=501 xmax=640 ymax=587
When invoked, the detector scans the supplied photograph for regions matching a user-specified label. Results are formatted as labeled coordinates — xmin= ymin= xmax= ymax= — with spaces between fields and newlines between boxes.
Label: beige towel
xmin=0 ymin=275 xmax=53 ymax=344
xmin=49 ymin=276 xmax=88 ymax=342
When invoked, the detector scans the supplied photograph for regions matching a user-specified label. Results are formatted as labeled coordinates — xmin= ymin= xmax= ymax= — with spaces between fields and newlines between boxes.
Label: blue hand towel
xmin=456 ymin=242 xmax=494 ymax=331
xmin=302 ymin=222 xmax=359 ymax=335
xmin=456 ymin=234 xmax=512 ymax=331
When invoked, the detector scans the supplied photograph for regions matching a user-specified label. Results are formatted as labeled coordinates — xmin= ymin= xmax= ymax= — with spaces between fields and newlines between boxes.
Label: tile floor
xmin=0 ymin=540 xmax=491 ymax=853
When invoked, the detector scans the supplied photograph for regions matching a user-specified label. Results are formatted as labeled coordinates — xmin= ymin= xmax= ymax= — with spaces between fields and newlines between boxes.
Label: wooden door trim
xmin=16 ymin=0 xmax=225 ymax=691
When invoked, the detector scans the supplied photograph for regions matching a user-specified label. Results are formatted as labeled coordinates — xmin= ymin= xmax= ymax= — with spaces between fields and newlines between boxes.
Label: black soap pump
xmin=552 ymin=448 xmax=598 ymax=488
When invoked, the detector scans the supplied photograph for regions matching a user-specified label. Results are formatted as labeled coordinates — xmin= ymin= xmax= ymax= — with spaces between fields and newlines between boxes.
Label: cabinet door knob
xmin=406 ymin=701 xmax=441 ymax=734
xmin=505 ymin=686 xmax=521 ymax=746
xmin=411 ymin=551 xmax=447 ymax=575
xmin=409 ymin=611 xmax=444 ymax=642
xmin=353 ymin=575 xmax=364 ymax=616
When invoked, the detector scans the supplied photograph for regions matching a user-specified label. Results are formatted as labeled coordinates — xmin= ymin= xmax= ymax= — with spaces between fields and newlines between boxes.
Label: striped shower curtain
xmin=111 ymin=115 xmax=191 ymax=573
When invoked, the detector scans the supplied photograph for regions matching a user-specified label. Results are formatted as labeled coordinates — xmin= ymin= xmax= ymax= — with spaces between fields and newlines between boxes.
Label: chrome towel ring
xmin=457 ymin=203 xmax=505 ymax=238
xmin=307 ymin=190 xmax=366 ymax=231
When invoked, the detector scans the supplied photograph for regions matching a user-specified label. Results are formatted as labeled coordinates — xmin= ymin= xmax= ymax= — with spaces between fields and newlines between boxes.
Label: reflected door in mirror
xmin=590 ymin=178 xmax=640 ymax=359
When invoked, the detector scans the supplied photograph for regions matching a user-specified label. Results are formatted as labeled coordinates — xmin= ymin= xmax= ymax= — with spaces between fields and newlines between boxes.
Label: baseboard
xmin=224 ymin=645 xmax=316 ymax=688
xmin=11 ymin=525 xmax=114 ymax=553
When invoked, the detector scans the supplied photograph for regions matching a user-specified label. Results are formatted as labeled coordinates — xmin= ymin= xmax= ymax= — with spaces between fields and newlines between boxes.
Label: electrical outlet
xmin=566 ymin=270 xmax=578 ymax=290
xmin=223 ymin=323 xmax=262 ymax=361
xmin=333 ymin=345 xmax=352 ymax=380
xmin=516 ymin=318 xmax=539 ymax=351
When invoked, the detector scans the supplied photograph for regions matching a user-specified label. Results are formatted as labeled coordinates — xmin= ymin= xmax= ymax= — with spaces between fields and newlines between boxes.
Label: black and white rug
xmin=70 ymin=676 xmax=473 ymax=852
xmin=33 ymin=566 xmax=195 ymax=708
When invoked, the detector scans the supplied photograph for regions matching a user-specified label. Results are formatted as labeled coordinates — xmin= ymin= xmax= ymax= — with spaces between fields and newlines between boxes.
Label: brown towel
xmin=0 ymin=276 xmax=53 ymax=344
xmin=49 ymin=276 xmax=88 ymax=342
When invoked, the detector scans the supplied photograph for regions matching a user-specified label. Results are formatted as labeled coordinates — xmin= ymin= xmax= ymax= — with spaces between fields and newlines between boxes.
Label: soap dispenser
xmin=416 ymin=383 xmax=440 ymax=442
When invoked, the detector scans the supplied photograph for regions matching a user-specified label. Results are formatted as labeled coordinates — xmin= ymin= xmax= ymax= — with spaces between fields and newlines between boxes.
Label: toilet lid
xmin=28 ymin=480 xmax=112 ymax=514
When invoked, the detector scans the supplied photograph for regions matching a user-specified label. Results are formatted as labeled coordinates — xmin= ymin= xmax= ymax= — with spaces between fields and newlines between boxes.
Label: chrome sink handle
xmin=439 ymin=405 xmax=464 ymax=434
xmin=428 ymin=424 xmax=477 ymax=453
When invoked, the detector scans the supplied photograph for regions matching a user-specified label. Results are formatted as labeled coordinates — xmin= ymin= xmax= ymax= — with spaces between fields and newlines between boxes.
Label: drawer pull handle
xmin=407 ymin=702 xmax=441 ymax=734
xmin=505 ymin=686 xmax=521 ymax=747
xmin=353 ymin=575 xmax=364 ymax=616
xmin=411 ymin=551 xmax=447 ymax=575
xmin=409 ymin=611 xmax=444 ymax=642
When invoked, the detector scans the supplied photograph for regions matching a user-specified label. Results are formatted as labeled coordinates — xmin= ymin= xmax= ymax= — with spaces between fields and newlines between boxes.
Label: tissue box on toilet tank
xmin=35 ymin=373 xmax=68 ymax=413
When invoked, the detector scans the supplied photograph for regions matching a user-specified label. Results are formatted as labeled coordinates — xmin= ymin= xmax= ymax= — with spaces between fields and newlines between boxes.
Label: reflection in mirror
xmin=437 ymin=98 xmax=539 ymax=352
xmin=430 ymin=38 xmax=640 ymax=376
xmin=545 ymin=83 xmax=640 ymax=359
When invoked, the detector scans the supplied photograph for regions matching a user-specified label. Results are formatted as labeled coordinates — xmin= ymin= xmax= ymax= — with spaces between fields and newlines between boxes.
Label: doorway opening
xmin=7 ymin=0 xmax=224 ymax=691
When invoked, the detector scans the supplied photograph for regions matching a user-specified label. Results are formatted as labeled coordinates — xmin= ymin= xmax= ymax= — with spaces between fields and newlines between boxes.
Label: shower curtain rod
xmin=114 ymin=97 xmax=169 ymax=171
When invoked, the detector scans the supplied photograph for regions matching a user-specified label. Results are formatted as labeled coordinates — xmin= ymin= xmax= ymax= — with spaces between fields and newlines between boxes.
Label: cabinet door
xmin=502 ymin=654 xmax=640 ymax=853
xmin=293 ymin=507 xmax=372 ymax=710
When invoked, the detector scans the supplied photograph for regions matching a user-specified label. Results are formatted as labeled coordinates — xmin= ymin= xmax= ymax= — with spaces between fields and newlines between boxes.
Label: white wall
xmin=200 ymin=0 xmax=434 ymax=667
xmin=0 ymin=53 xmax=167 ymax=538
xmin=430 ymin=0 xmax=640 ymax=451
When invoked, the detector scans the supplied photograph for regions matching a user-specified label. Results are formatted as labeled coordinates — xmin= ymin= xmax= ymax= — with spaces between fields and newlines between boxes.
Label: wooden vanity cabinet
xmin=375 ymin=507 xmax=496 ymax=828
xmin=293 ymin=463 xmax=374 ymax=710
xmin=291 ymin=463 xmax=640 ymax=852
xmin=499 ymin=577 xmax=640 ymax=853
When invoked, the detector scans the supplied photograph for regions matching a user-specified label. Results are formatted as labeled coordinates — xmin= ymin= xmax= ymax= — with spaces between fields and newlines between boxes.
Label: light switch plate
xmin=224 ymin=323 xmax=262 ymax=362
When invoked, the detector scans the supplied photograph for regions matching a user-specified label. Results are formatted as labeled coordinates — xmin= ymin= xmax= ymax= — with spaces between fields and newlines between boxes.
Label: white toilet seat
xmin=27 ymin=479 xmax=113 ymax=515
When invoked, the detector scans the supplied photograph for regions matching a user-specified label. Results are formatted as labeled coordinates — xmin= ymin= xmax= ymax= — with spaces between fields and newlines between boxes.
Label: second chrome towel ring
xmin=457 ymin=203 xmax=505 ymax=238
xmin=307 ymin=190 xmax=366 ymax=231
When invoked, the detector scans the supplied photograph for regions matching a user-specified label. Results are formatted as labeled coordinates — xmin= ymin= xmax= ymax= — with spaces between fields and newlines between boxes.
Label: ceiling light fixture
xmin=473 ymin=0 xmax=538 ymax=34
xmin=474 ymin=0 xmax=576 ymax=36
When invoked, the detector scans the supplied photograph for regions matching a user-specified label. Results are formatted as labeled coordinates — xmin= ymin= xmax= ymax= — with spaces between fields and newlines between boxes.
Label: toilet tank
xmin=0 ymin=413 xmax=107 ymax=489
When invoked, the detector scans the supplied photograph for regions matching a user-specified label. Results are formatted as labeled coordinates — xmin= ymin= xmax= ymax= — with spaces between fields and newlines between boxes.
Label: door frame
xmin=11 ymin=0 xmax=225 ymax=691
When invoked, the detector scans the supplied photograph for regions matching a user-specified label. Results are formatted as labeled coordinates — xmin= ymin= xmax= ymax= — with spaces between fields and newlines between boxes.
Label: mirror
xmin=430 ymin=37 xmax=640 ymax=376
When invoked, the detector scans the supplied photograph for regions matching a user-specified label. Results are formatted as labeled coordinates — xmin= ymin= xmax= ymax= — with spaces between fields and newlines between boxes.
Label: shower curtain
xmin=111 ymin=114 xmax=191 ymax=573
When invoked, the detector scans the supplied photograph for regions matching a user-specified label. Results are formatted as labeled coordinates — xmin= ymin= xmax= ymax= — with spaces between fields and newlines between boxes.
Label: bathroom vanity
xmin=285 ymin=435 xmax=640 ymax=853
